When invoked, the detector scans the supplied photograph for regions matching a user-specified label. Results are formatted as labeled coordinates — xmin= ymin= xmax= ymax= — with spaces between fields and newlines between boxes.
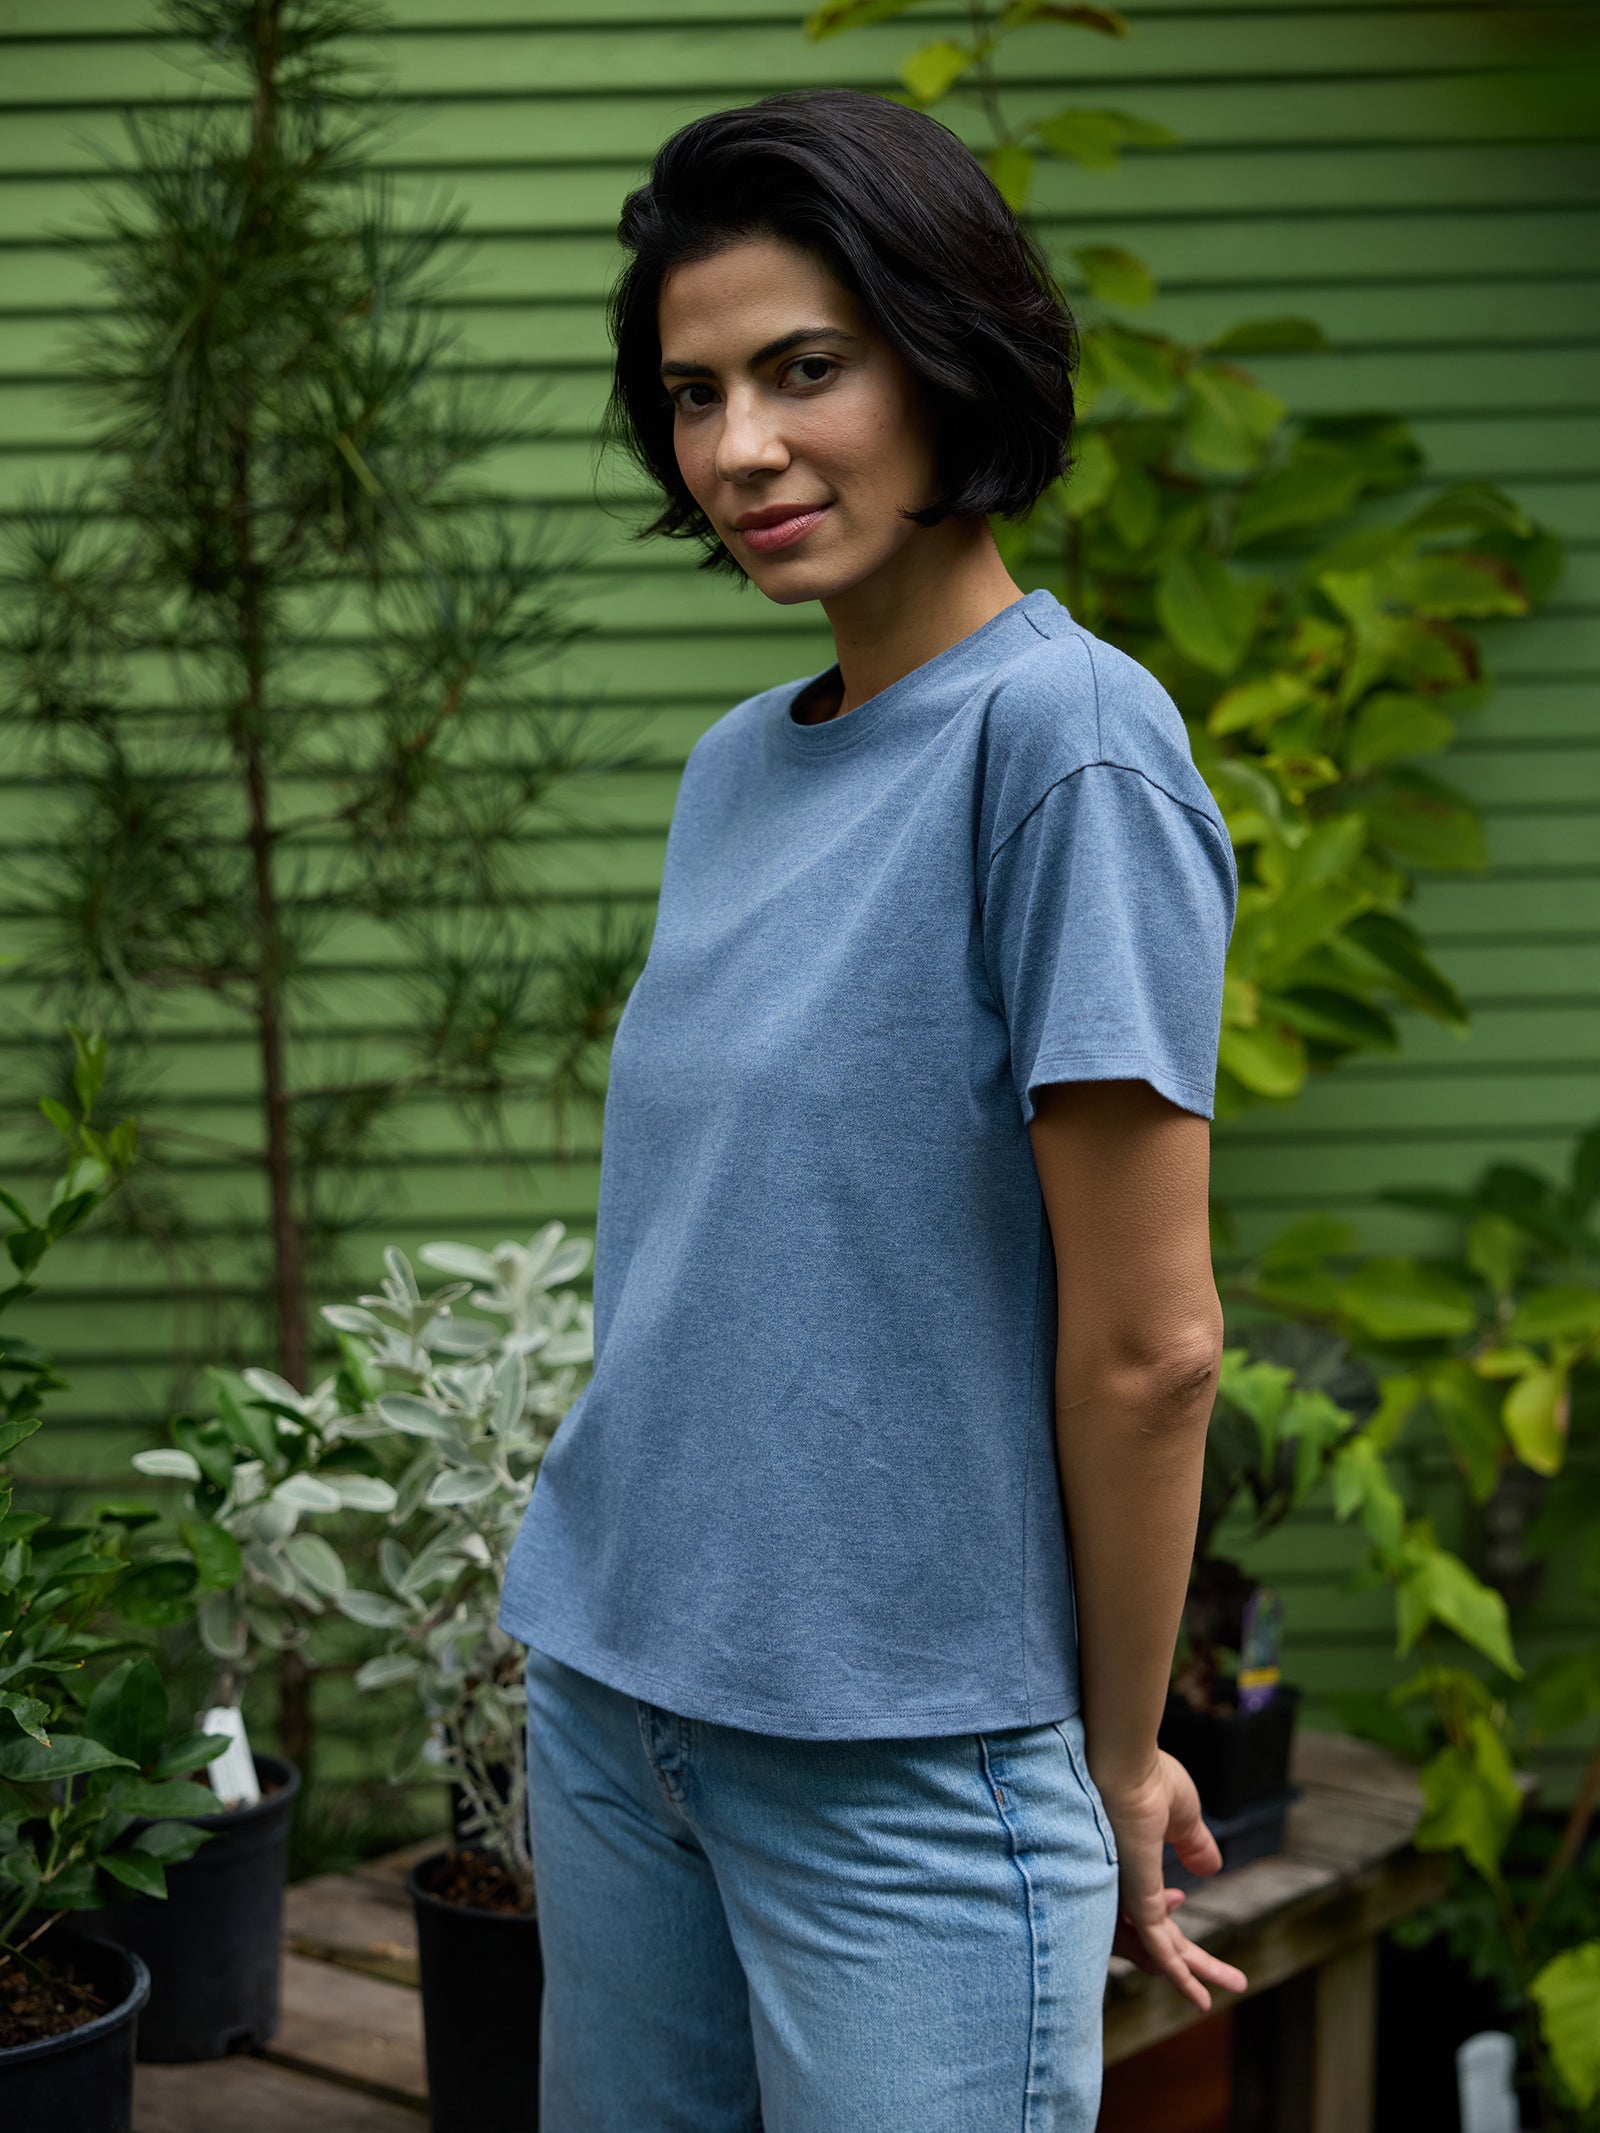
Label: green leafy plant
xmin=309 ymin=1227 xmax=594 ymax=1908
xmin=804 ymin=0 xmax=1561 ymax=1120
xmin=1236 ymin=1121 xmax=1600 ymax=2122
xmin=1 ymin=1031 xmax=228 ymax=1990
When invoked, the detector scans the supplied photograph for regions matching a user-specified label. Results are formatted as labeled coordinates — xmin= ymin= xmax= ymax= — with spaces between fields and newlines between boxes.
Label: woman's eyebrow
xmin=659 ymin=326 xmax=862 ymax=380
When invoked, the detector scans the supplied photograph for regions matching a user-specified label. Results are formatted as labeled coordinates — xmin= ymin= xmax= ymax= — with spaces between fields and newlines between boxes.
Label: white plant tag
xmin=200 ymin=1704 xmax=261 ymax=1809
xmin=1457 ymin=2031 xmax=1520 ymax=2133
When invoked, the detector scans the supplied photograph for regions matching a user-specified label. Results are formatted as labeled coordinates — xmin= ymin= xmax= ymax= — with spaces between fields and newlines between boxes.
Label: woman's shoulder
xmin=979 ymin=606 xmax=1225 ymax=852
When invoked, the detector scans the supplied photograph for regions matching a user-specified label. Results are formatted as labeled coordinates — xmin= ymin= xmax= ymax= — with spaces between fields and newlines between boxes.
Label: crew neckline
xmin=774 ymin=587 xmax=1059 ymax=759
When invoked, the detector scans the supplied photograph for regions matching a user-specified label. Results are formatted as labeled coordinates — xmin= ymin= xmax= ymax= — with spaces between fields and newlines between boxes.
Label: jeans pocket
xmin=1052 ymin=1713 xmax=1119 ymax=1870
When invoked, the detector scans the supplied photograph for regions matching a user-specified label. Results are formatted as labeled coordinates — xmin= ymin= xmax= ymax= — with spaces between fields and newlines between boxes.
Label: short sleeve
xmin=981 ymin=762 xmax=1237 ymax=1125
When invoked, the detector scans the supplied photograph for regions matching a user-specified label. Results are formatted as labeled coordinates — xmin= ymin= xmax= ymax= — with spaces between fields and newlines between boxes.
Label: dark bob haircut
xmin=604 ymin=88 xmax=1079 ymax=577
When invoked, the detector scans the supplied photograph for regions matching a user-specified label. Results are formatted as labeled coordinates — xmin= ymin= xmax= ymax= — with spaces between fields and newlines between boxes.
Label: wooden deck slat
xmin=134 ymin=2054 xmax=428 ymax=2131
xmin=264 ymin=1953 xmax=428 ymax=2105
xmin=283 ymin=1871 xmax=420 ymax=1987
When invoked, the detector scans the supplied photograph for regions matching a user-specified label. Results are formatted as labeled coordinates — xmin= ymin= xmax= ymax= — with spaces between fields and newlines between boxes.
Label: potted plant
xmin=1159 ymin=1329 xmax=1370 ymax=1883
xmin=93 ymin=1348 xmax=400 ymax=2059
xmin=1 ymin=1030 xmax=230 ymax=2127
xmin=313 ymin=1226 xmax=593 ymax=2133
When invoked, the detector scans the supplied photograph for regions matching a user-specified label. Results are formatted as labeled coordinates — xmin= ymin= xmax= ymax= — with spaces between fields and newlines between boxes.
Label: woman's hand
xmin=1097 ymin=1747 xmax=1250 ymax=2013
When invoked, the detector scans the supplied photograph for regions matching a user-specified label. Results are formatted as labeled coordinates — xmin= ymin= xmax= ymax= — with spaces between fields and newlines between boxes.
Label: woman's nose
xmin=715 ymin=389 xmax=790 ymax=483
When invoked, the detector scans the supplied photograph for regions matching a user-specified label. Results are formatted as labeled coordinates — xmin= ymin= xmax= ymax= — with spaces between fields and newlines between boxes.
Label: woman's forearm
xmin=1052 ymin=1343 xmax=1220 ymax=1793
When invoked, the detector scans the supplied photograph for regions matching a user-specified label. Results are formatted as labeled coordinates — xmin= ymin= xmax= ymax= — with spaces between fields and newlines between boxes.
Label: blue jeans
xmin=522 ymin=1644 xmax=1121 ymax=2132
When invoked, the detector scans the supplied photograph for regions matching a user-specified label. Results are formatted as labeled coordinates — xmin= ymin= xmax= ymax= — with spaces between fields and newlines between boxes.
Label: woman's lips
xmin=738 ymin=505 xmax=832 ymax=553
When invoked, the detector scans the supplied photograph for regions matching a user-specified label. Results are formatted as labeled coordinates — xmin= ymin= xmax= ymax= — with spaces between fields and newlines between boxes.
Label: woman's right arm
xmin=1028 ymin=1072 xmax=1249 ymax=2015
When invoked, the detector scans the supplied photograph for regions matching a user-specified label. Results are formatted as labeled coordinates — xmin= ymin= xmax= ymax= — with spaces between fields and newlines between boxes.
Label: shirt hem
xmin=498 ymin=1606 xmax=1081 ymax=1740
xmin=1024 ymin=1048 xmax=1215 ymax=1123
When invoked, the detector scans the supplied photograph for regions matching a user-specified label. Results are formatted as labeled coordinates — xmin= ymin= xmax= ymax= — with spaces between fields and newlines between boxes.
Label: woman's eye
xmin=788 ymin=356 xmax=836 ymax=386
xmin=665 ymin=351 xmax=832 ymax=409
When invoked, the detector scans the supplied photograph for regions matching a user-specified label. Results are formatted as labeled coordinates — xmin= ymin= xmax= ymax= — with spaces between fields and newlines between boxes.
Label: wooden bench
xmin=130 ymin=1727 xmax=1444 ymax=2132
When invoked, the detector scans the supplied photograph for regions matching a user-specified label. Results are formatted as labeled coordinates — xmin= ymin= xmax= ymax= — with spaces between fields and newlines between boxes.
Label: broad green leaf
xmin=1218 ymin=1019 xmax=1305 ymax=1099
xmin=353 ymin=1654 xmax=423 ymax=1691
xmin=1060 ymin=429 xmax=1117 ymax=517
xmin=98 ymin=1847 xmax=168 ymax=1898
xmin=1331 ymin=1437 xmax=1406 ymax=1552
xmin=271 ymin=1473 xmax=343 ymax=1514
xmin=131 ymin=1447 xmax=201 ymax=1483
xmin=1414 ymin=1717 xmax=1522 ymax=1880
xmin=1398 ymin=1545 xmax=1521 ymax=1676
xmin=328 ymin=1474 xmax=397 ymax=1512
xmin=1501 ymin=1366 xmax=1568 ymax=1477
xmin=111 ymin=1558 xmax=199 ymax=1627
xmin=0 ymin=1732 xmax=137 ymax=1782
xmin=804 ymin=0 xmax=919 ymax=36
xmin=132 ymin=1819 xmax=212 ymax=1863
xmin=1420 ymin=1358 xmax=1506 ymax=1502
xmin=152 ymin=1728 xmax=230 ymax=1779
xmin=336 ymin=1588 xmax=413 ymax=1629
xmin=284 ymin=1532 xmax=347 ymax=1596
xmin=1003 ymin=0 xmax=1129 ymax=31
xmin=1184 ymin=365 xmax=1286 ymax=473
xmin=180 ymin=1515 xmax=243 ymax=1591
xmin=1087 ymin=325 xmax=1180 ymax=411
xmin=1030 ymin=101 xmax=1176 ymax=164
xmin=1530 ymin=1943 xmax=1600 ymax=2108
xmin=984 ymin=141 xmax=1034 ymax=210
xmin=1504 ymin=1288 xmax=1600 ymax=1343
xmin=1465 ymin=1213 xmax=1525 ymax=1297
xmin=1337 ymin=1259 xmax=1477 ymax=1342
xmin=899 ymin=39 xmax=971 ymax=102
xmin=1156 ymin=550 xmax=1266 ymax=675
xmin=1378 ymin=551 xmax=1528 ymax=621
xmin=0 ymin=1689 xmax=50 ymax=1744
xmin=111 ymin=1777 xmax=222 ymax=1817
xmin=1071 ymin=243 xmax=1155 ymax=307
xmin=1208 ymin=316 xmax=1328 ymax=354
xmin=1362 ymin=769 xmax=1486 ymax=870
xmin=376 ymin=1393 xmax=458 ymax=1441
xmin=1106 ymin=461 xmax=1159 ymax=549
xmin=84 ymin=1656 xmax=167 ymax=1771
xmin=1207 ymin=671 xmax=1313 ymax=737
xmin=1344 ymin=692 xmax=1455 ymax=772
xmin=426 ymin=1468 xmax=498 ymax=1507
xmin=1270 ymin=988 xmax=1398 ymax=1054
xmin=1231 ymin=442 xmax=1369 ymax=543
xmin=1338 ymin=913 xmax=1469 ymax=1028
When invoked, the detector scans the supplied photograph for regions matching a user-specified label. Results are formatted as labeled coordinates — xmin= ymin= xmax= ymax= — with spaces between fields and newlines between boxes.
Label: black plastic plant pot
xmin=407 ymin=1848 xmax=543 ymax=2133
xmin=1163 ymin=1783 xmax=1302 ymax=1891
xmin=75 ymin=1750 xmax=300 ymax=2062
xmin=0 ymin=1932 xmax=150 ymax=2133
xmin=1158 ymin=1681 xmax=1302 ymax=1819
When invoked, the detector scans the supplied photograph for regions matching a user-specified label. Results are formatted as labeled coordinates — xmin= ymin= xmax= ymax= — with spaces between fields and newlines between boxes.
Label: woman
xmin=497 ymin=86 xmax=1248 ymax=2132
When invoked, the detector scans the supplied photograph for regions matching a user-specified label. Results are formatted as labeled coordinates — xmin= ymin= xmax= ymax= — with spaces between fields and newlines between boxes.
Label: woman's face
xmin=656 ymin=233 xmax=942 ymax=606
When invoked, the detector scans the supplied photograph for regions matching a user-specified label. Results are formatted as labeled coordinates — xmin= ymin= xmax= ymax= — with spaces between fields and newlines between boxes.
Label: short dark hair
xmin=603 ymin=89 xmax=1079 ymax=577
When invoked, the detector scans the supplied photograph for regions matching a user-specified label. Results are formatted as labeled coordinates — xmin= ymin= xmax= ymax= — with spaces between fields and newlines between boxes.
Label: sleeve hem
xmin=1021 ymin=1051 xmax=1216 ymax=1126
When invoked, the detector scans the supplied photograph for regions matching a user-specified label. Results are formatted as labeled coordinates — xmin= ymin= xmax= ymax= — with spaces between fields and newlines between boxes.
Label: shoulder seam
xmin=982 ymin=758 xmax=1229 ymax=895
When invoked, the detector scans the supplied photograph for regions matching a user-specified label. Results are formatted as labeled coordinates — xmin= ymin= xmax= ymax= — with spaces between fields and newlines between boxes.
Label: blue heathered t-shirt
xmin=497 ymin=588 xmax=1237 ymax=1740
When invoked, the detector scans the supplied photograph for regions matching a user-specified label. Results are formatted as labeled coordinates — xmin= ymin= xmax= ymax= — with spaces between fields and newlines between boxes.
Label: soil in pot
xmin=0 ymin=1932 xmax=149 ymax=2133
xmin=74 ymin=1750 xmax=299 ymax=2062
xmin=407 ymin=1846 xmax=543 ymax=2133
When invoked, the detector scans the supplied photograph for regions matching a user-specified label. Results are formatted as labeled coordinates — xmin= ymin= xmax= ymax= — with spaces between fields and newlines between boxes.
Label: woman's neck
xmin=819 ymin=520 xmax=1025 ymax=719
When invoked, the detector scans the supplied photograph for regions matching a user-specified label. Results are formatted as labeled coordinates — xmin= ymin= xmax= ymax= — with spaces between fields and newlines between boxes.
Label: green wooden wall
xmin=1 ymin=2 xmax=1596 ymax=1794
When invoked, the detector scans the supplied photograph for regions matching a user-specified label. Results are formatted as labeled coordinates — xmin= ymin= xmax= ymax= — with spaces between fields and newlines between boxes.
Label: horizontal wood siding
xmin=1 ymin=2 xmax=1595 ymax=1793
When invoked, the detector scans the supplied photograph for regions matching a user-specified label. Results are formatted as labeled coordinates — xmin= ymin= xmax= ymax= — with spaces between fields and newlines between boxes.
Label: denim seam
xmin=1052 ymin=1719 xmax=1119 ymax=1869
xmin=976 ymin=1733 xmax=1045 ymax=2132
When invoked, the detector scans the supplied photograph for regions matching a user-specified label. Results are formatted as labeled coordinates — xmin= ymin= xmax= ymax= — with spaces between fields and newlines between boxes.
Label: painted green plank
xmin=0 ymin=13 xmax=1554 ymax=108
